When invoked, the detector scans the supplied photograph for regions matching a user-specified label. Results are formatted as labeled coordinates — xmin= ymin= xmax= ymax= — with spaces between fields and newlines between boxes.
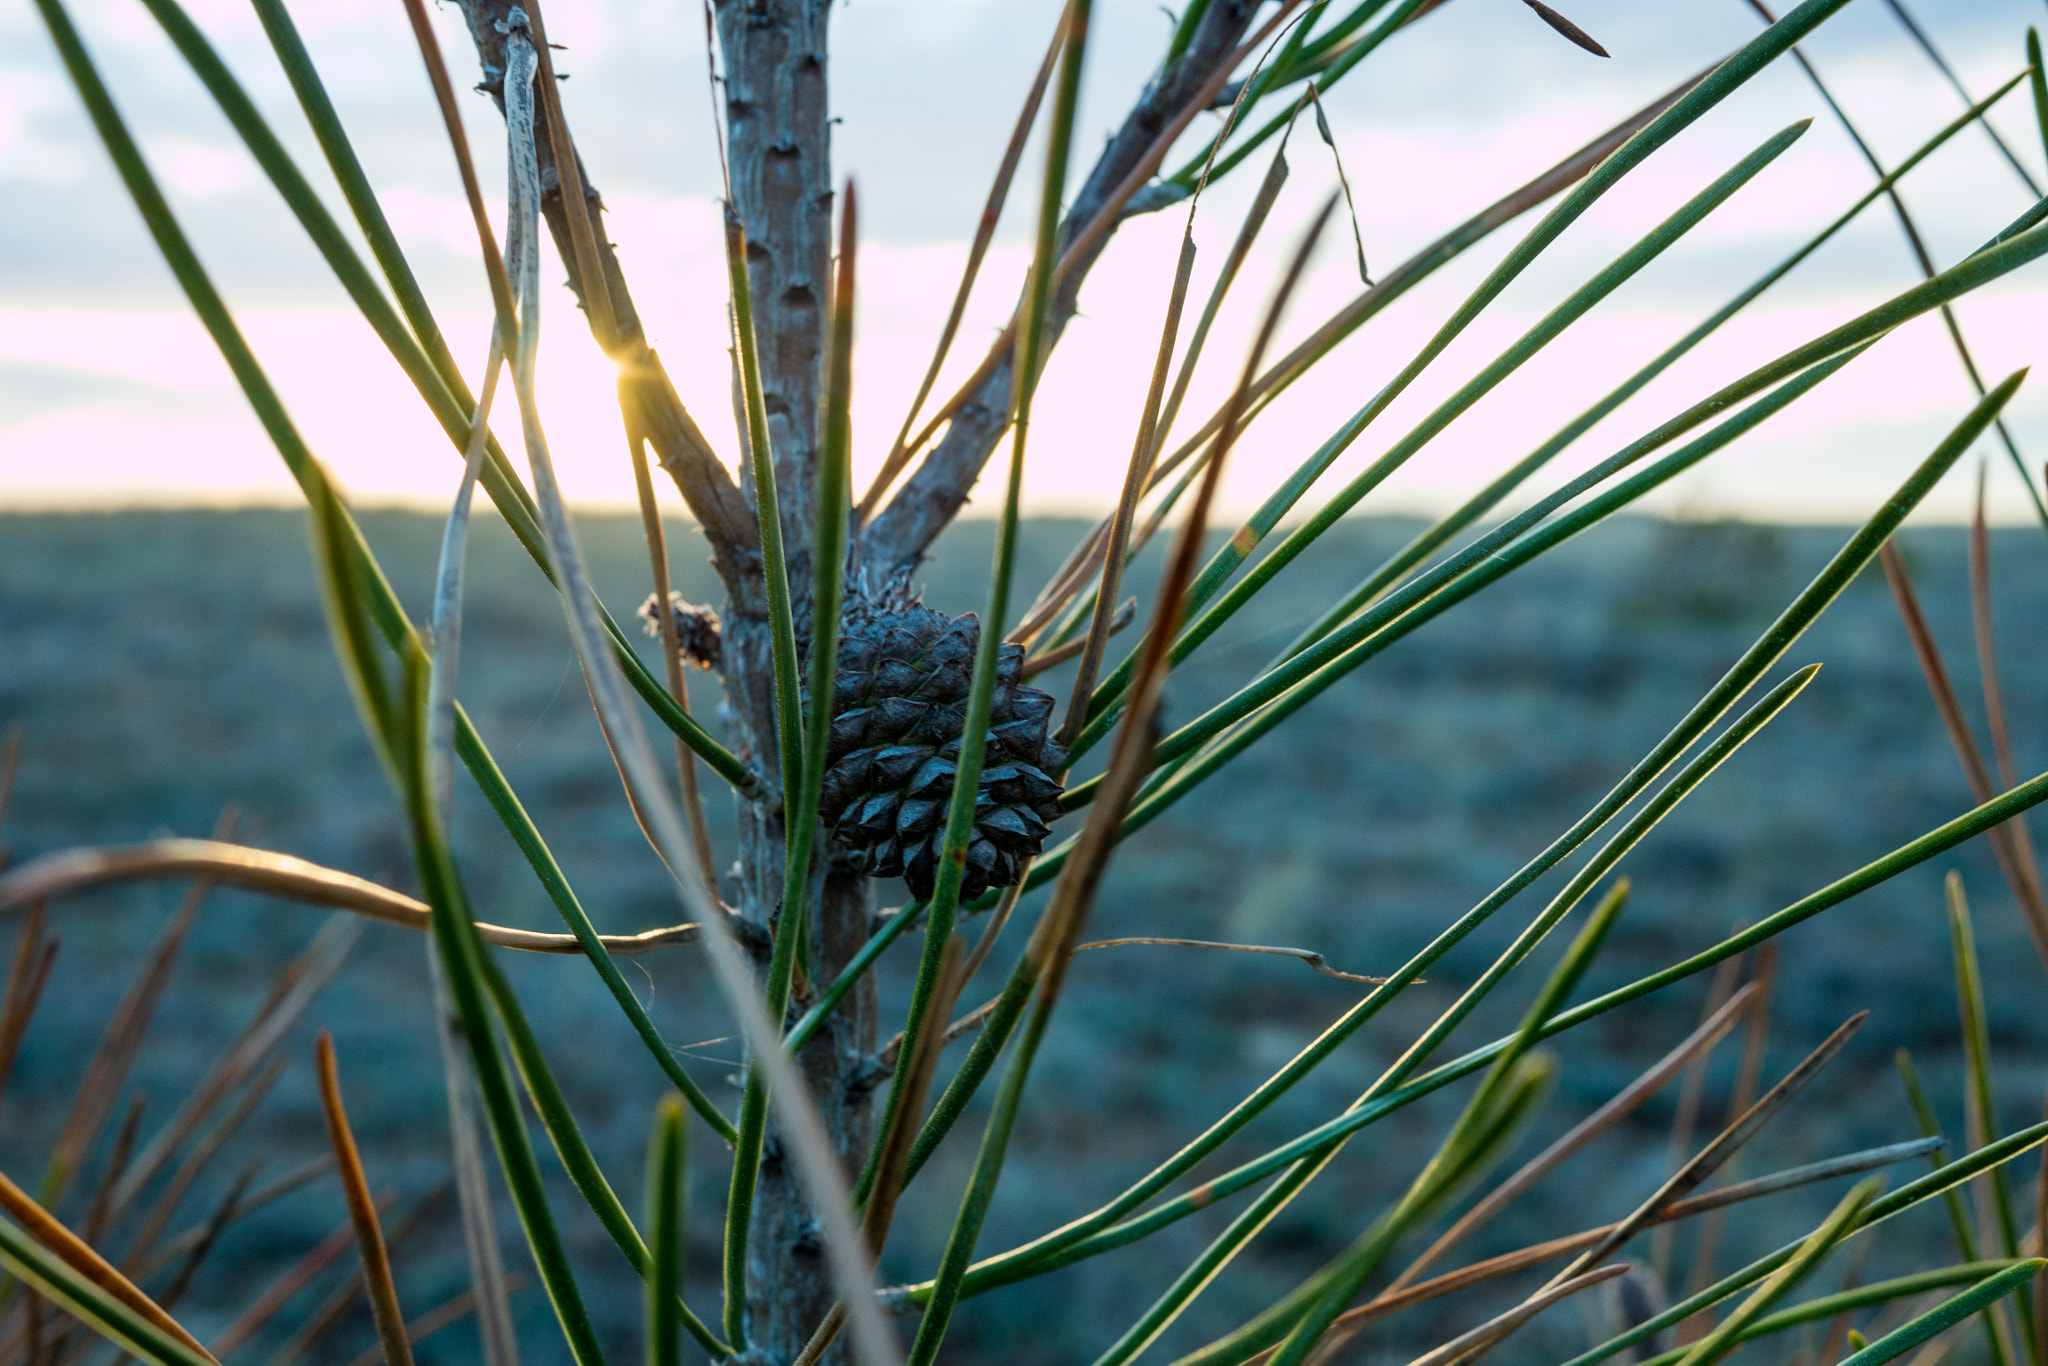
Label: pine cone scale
xmin=809 ymin=589 xmax=1067 ymax=903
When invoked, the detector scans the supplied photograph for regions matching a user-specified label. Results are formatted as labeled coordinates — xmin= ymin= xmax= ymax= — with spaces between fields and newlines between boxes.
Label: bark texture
xmin=713 ymin=4 xmax=876 ymax=1363
xmin=447 ymin=3 xmax=1269 ymax=1360
xmin=454 ymin=0 xmax=760 ymax=597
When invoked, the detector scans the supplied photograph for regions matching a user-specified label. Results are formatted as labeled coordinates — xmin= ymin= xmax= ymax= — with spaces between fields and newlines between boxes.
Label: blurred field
xmin=1 ymin=507 xmax=2043 ymax=1364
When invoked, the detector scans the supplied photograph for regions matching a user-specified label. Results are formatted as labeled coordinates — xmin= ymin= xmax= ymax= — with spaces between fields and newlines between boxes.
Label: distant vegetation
xmin=3 ymin=508 xmax=2040 ymax=1362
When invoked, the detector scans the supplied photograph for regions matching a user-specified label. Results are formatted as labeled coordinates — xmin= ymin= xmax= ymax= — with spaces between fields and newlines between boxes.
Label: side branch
xmin=858 ymin=0 xmax=1264 ymax=571
xmin=452 ymin=0 xmax=760 ymax=593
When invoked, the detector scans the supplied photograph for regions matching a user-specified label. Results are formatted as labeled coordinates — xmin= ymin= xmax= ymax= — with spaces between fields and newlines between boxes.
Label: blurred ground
xmin=1 ymin=508 xmax=2042 ymax=1365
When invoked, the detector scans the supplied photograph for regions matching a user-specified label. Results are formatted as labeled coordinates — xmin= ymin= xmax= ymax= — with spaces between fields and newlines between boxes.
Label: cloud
xmin=5 ymin=0 xmax=2048 ymax=524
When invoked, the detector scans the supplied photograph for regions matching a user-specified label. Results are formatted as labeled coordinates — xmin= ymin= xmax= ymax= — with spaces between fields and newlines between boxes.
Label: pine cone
xmin=815 ymin=595 xmax=1066 ymax=903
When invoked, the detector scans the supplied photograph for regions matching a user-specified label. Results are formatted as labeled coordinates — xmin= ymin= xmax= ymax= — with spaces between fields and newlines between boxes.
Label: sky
xmin=3 ymin=0 xmax=2048 ymax=525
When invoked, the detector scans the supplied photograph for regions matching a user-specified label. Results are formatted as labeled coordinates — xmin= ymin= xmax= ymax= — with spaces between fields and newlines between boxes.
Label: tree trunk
xmin=713 ymin=3 xmax=873 ymax=1363
xmin=449 ymin=3 xmax=1264 ymax=1356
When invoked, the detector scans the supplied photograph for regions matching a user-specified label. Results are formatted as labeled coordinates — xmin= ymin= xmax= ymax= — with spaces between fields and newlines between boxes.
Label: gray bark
xmin=712 ymin=4 xmax=877 ymax=1363
xmin=449 ymin=2 xmax=1269 ymax=1359
xmin=453 ymin=0 xmax=760 ymax=597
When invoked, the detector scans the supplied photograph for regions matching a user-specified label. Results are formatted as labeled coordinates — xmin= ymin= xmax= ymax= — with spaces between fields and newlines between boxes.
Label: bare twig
xmin=1879 ymin=542 xmax=2048 ymax=968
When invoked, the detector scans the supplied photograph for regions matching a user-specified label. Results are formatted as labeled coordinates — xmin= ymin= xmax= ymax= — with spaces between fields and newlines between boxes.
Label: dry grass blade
xmin=1878 ymin=542 xmax=2048 ymax=968
xmin=0 ymin=841 xmax=702 ymax=955
xmin=1969 ymin=464 xmax=2030 ymax=800
xmin=858 ymin=0 xmax=1070 ymax=522
xmin=42 ymin=835 xmax=220 ymax=1206
xmin=423 ymin=938 xmax=520 ymax=1366
xmin=122 ymin=1054 xmax=286 ymax=1273
xmin=1390 ymin=983 xmax=1759 ymax=1295
xmin=793 ymin=940 xmax=968 ymax=1366
xmin=209 ymin=1197 xmax=390 ymax=1359
xmin=112 ymin=918 xmax=357 ymax=1220
xmin=0 ymin=1169 xmax=215 ymax=1364
xmin=1654 ymin=954 xmax=1746 ymax=1281
xmin=395 ymin=0 xmax=514 ymax=339
xmin=1304 ymin=85 xmax=1369 ymax=284
xmin=1023 ymin=599 xmax=1135 ymax=677
xmin=879 ymin=0 xmax=1313 ymax=489
xmin=338 ymin=1278 xmax=526 ymax=1366
xmin=25 ymin=1284 xmax=42 ymax=1366
xmin=1073 ymin=937 xmax=1392 ymax=984
xmin=1260 ymin=1138 xmax=1951 ymax=1357
xmin=959 ymin=879 xmax=1028 ymax=988
xmin=1521 ymin=0 xmax=1610 ymax=56
xmin=258 ymin=1183 xmax=449 ymax=1366
xmin=0 ymin=726 xmax=23 ymax=862
xmin=866 ymin=933 xmax=966 ymax=1252
xmin=1549 ymin=1011 xmax=1868 ymax=1288
xmin=81 ymin=1094 xmax=146 ymax=1247
xmin=0 ymin=903 xmax=57 ymax=1129
xmin=1681 ymin=943 xmax=1779 ymax=1338
xmin=138 ymin=1160 xmax=332 ymax=1280
xmin=1026 ymin=196 xmax=1339 ymax=1003
xmin=314 ymin=1033 xmax=413 ymax=1366
xmin=519 ymin=0 xmax=615 ymax=351
xmin=1006 ymin=122 xmax=1283 ymax=653
xmin=627 ymin=418 xmax=719 ymax=896
xmin=1056 ymin=234 xmax=1198 ymax=745
xmin=1390 ymin=1264 xmax=1630 ymax=1366
xmin=156 ymin=1162 xmax=257 ymax=1313
xmin=1143 ymin=62 xmax=1710 ymax=499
